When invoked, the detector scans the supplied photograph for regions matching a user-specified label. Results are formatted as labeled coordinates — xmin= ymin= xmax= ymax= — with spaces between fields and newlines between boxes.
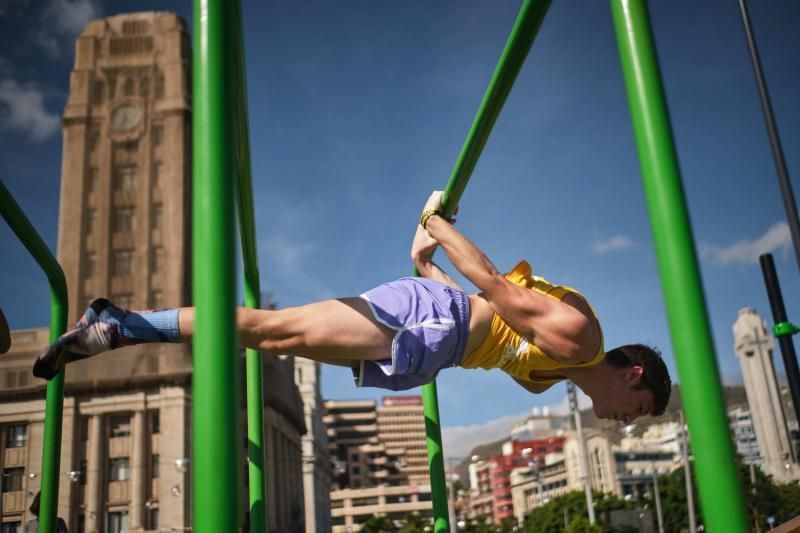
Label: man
xmin=26 ymin=491 xmax=69 ymax=533
xmin=35 ymin=191 xmax=670 ymax=423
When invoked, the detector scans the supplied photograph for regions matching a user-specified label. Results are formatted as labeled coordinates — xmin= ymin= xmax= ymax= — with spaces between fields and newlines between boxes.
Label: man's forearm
xmin=424 ymin=214 xmax=501 ymax=292
xmin=413 ymin=254 xmax=463 ymax=289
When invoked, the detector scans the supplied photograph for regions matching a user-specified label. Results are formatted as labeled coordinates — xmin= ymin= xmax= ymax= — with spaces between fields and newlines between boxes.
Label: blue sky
xmin=1 ymin=1 xmax=799 ymax=456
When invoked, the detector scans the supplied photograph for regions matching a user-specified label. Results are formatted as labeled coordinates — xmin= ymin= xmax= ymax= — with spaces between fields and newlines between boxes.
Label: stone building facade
xmin=1 ymin=12 xmax=306 ymax=533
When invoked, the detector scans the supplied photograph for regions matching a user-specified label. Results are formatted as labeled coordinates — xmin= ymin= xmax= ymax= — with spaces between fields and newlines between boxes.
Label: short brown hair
xmin=605 ymin=344 xmax=671 ymax=416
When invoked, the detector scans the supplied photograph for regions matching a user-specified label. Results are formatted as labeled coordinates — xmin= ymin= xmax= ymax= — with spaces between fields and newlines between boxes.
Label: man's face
xmin=591 ymin=366 xmax=655 ymax=425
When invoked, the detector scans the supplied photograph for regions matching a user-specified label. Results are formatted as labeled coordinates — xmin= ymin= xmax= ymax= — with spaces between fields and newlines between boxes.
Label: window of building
xmin=351 ymin=466 xmax=360 ymax=475
xmin=80 ymin=459 xmax=87 ymax=485
xmin=152 ymin=162 xmax=163 ymax=188
xmin=150 ymin=290 xmax=163 ymax=309
xmin=93 ymin=80 xmax=104 ymax=105
xmin=87 ymin=166 xmax=98 ymax=193
xmin=148 ymin=509 xmax=159 ymax=530
xmin=139 ymin=77 xmax=149 ymax=98
xmin=112 ymin=249 xmax=135 ymax=276
xmin=109 ymin=414 xmax=131 ymax=437
xmin=114 ymin=165 xmax=137 ymax=191
xmin=152 ymin=247 xmax=164 ymax=273
xmin=5 ymin=424 xmax=26 ymax=448
xmin=76 ymin=515 xmax=85 ymax=533
xmin=150 ymin=411 xmax=160 ymax=434
xmin=86 ymin=209 xmax=97 ymax=235
xmin=152 ymin=454 xmax=159 ymax=478
xmin=112 ymin=293 xmax=134 ymax=309
xmin=113 ymin=207 xmax=136 ymax=233
xmin=155 ymin=73 xmax=165 ymax=99
xmin=152 ymin=125 xmax=163 ymax=146
xmin=152 ymin=203 xmax=163 ymax=229
xmin=107 ymin=511 xmax=129 ymax=533
xmin=89 ymin=128 xmax=101 ymax=152
xmin=124 ymin=78 xmax=135 ymax=97
xmin=109 ymin=458 xmax=130 ymax=481
xmin=2 ymin=468 xmax=23 ymax=492
xmin=85 ymin=252 xmax=96 ymax=278
xmin=1 ymin=522 xmax=21 ymax=533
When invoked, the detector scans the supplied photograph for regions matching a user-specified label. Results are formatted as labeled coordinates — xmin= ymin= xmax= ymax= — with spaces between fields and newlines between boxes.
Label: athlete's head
xmin=590 ymin=344 xmax=671 ymax=424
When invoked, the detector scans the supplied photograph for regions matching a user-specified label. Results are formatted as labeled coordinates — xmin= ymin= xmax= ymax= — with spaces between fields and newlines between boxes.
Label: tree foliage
xmin=523 ymin=491 xmax=633 ymax=533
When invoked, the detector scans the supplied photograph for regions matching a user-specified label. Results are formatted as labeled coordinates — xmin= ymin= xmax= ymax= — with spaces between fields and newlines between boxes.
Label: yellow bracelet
xmin=420 ymin=209 xmax=442 ymax=229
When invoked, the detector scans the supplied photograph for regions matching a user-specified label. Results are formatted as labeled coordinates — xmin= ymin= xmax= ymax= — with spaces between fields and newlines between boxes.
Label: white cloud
xmin=36 ymin=0 xmax=100 ymax=58
xmin=700 ymin=222 xmax=791 ymax=266
xmin=0 ymin=78 xmax=60 ymax=141
xmin=45 ymin=0 xmax=99 ymax=35
xmin=544 ymin=387 xmax=593 ymax=416
xmin=590 ymin=235 xmax=633 ymax=254
xmin=442 ymin=412 xmax=528 ymax=460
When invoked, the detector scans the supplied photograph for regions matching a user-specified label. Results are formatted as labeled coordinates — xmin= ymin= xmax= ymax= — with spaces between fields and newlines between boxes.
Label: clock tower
xmin=58 ymin=12 xmax=192 ymax=323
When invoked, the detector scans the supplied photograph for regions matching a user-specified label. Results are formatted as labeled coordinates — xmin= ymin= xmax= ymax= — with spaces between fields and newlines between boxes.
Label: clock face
xmin=111 ymin=104 xmax=142 ymax=131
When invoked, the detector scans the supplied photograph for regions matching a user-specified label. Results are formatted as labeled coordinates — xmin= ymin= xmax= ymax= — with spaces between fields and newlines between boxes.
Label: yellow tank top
xmin=461 ymin=260 xmax=605 ymax=383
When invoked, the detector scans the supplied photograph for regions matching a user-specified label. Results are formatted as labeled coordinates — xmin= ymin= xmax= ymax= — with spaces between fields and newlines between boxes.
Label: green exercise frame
xmin=6 ymin=1 xmax=750 ymax=531
xmin=0 ymin=180 xmax=69 ymax=533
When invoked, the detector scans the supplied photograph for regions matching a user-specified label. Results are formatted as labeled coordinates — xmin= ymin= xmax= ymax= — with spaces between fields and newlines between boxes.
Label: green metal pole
xmin=609 ymin=2 xmax=748 ymax=531
xmin=192 ymin=2 xmax=243 ymax=532
xmin=230 ymin=2 xmax=268 ymax=531
xmin=419 ymin=2 xmax=552 ymax=530
xmin=0 ymin=179 xmax=68 ymax=533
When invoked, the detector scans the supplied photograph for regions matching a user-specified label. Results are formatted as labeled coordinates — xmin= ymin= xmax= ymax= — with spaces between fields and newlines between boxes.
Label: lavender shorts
xmin=353 ymin=277 xmax=470 ymax=391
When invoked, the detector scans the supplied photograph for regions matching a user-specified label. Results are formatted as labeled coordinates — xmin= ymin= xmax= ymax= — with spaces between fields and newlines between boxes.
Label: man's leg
xmin=34 ymin=296 xmax=393 ymax=379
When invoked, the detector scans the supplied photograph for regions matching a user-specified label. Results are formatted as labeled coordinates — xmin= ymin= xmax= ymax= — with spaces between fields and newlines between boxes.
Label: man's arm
xmin=420 ymin=192 xmax=598 ymax=363
xmin=411 ymin=221 xmax=463 ymax=289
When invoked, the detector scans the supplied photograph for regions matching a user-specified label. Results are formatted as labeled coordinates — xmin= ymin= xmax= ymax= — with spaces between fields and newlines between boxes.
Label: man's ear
xmin=624 ymin=365 xmax=644 ymax=386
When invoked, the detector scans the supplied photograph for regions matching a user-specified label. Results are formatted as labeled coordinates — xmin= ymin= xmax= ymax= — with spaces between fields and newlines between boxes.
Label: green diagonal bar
xmin=418 ymin=1 xmax=552 ymax=530
xmin=192 ymin=1 xmax=243 ymax=532
xmin=230 ymin=2 xmax=268 ymax=531
xmin=0 ymin=179 xmax=68 ymax=533
xmin=609 ymin=1 xmax=748 ymax=531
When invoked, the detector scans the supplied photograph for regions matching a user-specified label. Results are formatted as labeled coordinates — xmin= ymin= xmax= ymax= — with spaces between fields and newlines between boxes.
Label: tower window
xmin=150 ymin=290 xmax=163 ymax=309
xmin=113 ymin=207 xmax=136 ymax=233
xmin=112 ymin=249 xmax=135 ymax=276
xmin=109 ymin=414 xmax=131 ymax=437
xmin=85 ymin=252 xmax=96 ymax=277
xmin=155 ymin=73 xmax=165 ymax=99
xmin=112 ymin=293 xmax=134 ymax=309
xmin=93 ymin=80 xmax=104 ymax=105
xmin=152 ymin=162 xmax=163 ymax=187
xmin=87 ymin=166 xmax=98 ymax=192
xmin=139 ymin=77 xmax=149 ymax=98
xmin=152 ymin=247 xmax=164 ymax=273
xmin=114 ymin=165 xmax=137 ymax=191
xmin=124 ymin=77 xmax=135 ymax=96
xmin=152 ymin=203 xmax=163 ymax=229
xmin=89 ymin=127 xmax=100 ymax=152
xmin=86 ymin=209 xmax=97 ymax=235
xmin=152 ymin=125 xmax=163 ymax=146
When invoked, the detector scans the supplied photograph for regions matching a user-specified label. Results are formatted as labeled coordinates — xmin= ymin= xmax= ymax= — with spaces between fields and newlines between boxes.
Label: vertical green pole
xmin=609 ymin=2 xmax=748 ymax=531
xmin=192 ymin=2 xmax=242 ymax=532
xmin=419 ymin=2 xmax=552 ymax=530
xmin=230 ymin=1 xmax=268 ymax=531
xmin=0 ymin=180 xmax=68 ymax=533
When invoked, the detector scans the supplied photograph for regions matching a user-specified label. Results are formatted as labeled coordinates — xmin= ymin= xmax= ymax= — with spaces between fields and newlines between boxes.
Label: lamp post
xmin=447 ymin=457 xmax=459 ymax=532
xmin=521 ymin=448 xmax=543 ymax=511
xmin=567 ymin=381 xmax=595 ymax=524
xmin=680 ymin=411 xmax=697 ymax=533
xmin=651 ymin=463 xmax=665 ymax=533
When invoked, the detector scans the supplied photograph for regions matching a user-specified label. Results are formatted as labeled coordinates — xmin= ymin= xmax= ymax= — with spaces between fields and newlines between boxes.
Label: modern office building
xmin=377 ymin=396 xmax=429 ymax=487
xmin=1 ymin=12 xmax=306 ymax=533
xmin=733 ymin=308 xmax=799 ymax=482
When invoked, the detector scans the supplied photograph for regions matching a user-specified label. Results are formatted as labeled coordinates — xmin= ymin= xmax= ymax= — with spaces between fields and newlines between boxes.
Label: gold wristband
xmin=420 ymin=209 xmax=442 ymax=229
